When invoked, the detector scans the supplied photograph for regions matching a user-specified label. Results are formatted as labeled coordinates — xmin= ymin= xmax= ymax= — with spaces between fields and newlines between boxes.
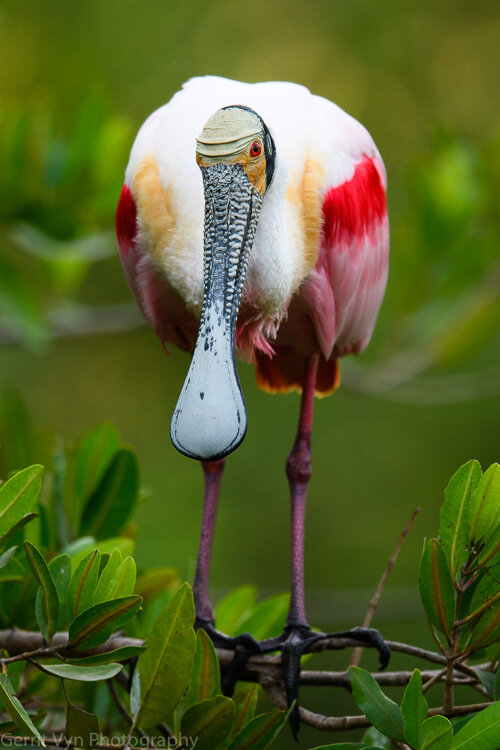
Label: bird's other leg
xmin=260 ymin=354 xmax=390 ymax=738
xmin=286 ymin=352 xmax=319 ymax=630
xmin=194 ymin=459 xmax=261 ymax=695
xmin=277 ymin=354 xmax=321 ymax=736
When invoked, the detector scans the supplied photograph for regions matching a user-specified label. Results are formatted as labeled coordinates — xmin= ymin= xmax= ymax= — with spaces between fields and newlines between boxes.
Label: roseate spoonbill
xmin=116 ymin=76 xmax=390 ymax=733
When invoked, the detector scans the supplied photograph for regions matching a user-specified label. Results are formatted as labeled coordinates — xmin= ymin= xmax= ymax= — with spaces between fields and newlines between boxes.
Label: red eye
xmin=250 ymin=141 xmax=262 ymax=157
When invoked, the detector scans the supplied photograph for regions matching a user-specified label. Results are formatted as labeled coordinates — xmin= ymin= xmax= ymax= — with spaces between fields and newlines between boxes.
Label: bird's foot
xmin=259 ymin=624 xmax=322 ymax=739
xmin=328 ymin=626 xmax=391 ymax=670
xmin=195 ymin=618 xmax=261 ymax=696
xmin=258 ymin=624 xmax=391 ymax=739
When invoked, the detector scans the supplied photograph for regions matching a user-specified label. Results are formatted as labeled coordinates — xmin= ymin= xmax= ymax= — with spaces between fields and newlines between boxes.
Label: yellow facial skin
xmin=196 ymin=108 xmax=268 ymax=195
xmin=196 ymin=142 xmax=267 ymax=196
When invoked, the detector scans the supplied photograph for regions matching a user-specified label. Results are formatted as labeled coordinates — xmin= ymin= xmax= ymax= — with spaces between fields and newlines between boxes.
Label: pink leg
xmin=286 ymin=353 xmax=319 ymax=628
xmin=193 ymin=458 xmax=226 ymax=625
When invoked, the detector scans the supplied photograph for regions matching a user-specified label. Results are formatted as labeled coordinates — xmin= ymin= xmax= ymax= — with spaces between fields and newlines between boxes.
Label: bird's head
xmin=170 ymin=106 xmax=276 ymax=461
xmin=195 ymin=106 xmax=275 ymax=195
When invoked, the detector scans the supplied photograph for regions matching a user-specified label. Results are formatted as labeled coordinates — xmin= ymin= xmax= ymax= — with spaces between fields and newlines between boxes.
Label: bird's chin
xmin=170 ymin=162 xmax=263 ymax=461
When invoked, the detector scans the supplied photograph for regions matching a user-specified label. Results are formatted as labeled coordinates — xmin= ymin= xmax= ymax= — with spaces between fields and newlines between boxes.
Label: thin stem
xmin=350 ymin=507 xmax=420 ymax=667
xmin=422 ymin=667 xmax=447 ymax=694
xmin=106 ymin=679 xmax=133 ymax=726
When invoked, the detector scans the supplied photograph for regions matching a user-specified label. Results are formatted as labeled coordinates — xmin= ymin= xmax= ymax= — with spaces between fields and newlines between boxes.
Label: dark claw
xmin=260 ymin=625 xmax=323 ymax=740
xmin=328 ymin=626 xmax=391 ymax=670
xmin=280 ymin=627 xmax=317 ymax=740
xmin=260 ymin=624 xmax=390 ymax=739
xmin=195 ymin=619 xmax=261 ymax=697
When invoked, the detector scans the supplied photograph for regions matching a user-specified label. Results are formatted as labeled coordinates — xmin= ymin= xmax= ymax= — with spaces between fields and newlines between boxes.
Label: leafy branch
xmin=0 ymin=423 xmax=497 ymax=749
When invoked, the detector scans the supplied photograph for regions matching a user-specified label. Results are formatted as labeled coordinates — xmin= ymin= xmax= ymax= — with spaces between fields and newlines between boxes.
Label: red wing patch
xmin=116 ymin=184 xmax=138 ymax=257
xmin=322 ymin=156 xmax=387 ymax=248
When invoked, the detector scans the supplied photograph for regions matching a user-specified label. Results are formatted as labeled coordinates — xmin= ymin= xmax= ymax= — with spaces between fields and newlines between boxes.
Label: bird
xmin=116 ymin=75 xmax=390 ymax=734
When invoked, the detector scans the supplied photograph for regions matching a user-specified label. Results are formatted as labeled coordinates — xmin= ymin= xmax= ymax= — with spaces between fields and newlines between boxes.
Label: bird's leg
xmin=286 ymin=352 xmax=318 ymax=630
xmin=194 ymin=459 xmax=261 ymax=694
xmin=258 ymin=354 xmax=390 ymax=738
xmin=193 ymin=459 xmax=225 ymax=628
xmin=272 ymin=354 xmax=322 ymax=735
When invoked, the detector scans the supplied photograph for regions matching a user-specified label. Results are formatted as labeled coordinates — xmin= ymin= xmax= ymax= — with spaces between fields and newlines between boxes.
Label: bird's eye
xmin=250 ymin=141 xmax=262 ymax=157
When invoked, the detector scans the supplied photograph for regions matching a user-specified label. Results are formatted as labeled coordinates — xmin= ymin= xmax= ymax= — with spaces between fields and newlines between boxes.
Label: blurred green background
xmin=0 ymin=0 xmax=499 ymax=745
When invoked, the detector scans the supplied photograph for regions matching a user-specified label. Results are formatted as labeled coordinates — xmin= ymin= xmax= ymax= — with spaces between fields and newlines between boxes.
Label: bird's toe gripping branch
xmin=258 ymin=624 xmax=391 ymax=740
xmin=199 ymin=617 xmax=390 ymax=739
xmin=195 ymin=618 xmax=262 ymax=696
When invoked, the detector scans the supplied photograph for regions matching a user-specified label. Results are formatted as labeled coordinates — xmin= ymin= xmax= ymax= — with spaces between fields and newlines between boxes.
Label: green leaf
xmin=440 ymin=460 xmax=482 ymax=574
xmin=92 ymin=548 xmax=122 ymax=604
xmin=180 ymin=696 xmax=234 ymax=749
xmin=419 ymin=539 xmax=456 ymax=639
xmin=362 ymin=727 xmax=391 ymax=748
xmin=93 ymin=554 xmax=136 ymax=604
xmin=474 ymin=669 xmax=496 ymax=699
xmin=0 ymin=465 xmax=43 ymax=537
xmin=451 ymin=715 xmax=474 ymax=734
xmin=184 ymin=628 xmax=221 ymax=707
xmin=0 ymin=512 xmax=38 ymax=549
xmin=7 ymin=661 xmax=26 ymax=694
xmin=468 ymin=560 xmax=500 ymax=617
xmin=80 ymin=448 xmax=139 ymax=539
xmin=306 ymin=745 xmax=368 ymax=749
xmin=0 ymin=545 xmax=18 ymax=570
xmin=24 ymin=540 xmax=59 ymax=641
xmin=234 ymin=592 xmax=289 ymax=640
xmin=0 ymin=546 xmax=24 ymax=582
xmin=130 ymin=583 xmax=196 ymax=729
xmin=63 ymin=536 xmax=95 ymax=564
xmin=38 ymin=662 xmax=122 ymax=681
xmin=0 ymin=673 xmax=45 ymax=746
xmin=66 ymin=701 xmax=100 ymax=750
xmin=451 ymin=701 xmax=500 ymax=748
xmin=66 ymin=645 xmax=146 ymax=666
xmin=469 ymin=464 xmax=500 ymax=546
xmin=468 ymin=600 xmax=500 ymax=651
xmin=420 ymin=715 xmax=453 ymax=749
xmin=36 ymin=554 xmax=71 ymax=631
xmin=232 ymin=684 xmax=259 ymax=738
xmin=215 ymin=585 xmax=258 ymax=635
xmin=477 ymin=525 xmax=500 ymax=567
xmin=68 ymin=594 xmax=142 ymax=648
xmin=226 ymin=708 xmax=289 ymax=750
xmin=348 ymin=666 xmax=405 ymax=742
xmin=68 ymin=549 xmax=101 ymax=618
xmin=401 ymin=669 xmax=429 ymax=747
xmin=96 ymin=536 xmax=135 ymax=558
xmin=73 ymin=422 xmax=121 ymax=514
xmin=134 ymin=567 xmax=180 ymax=601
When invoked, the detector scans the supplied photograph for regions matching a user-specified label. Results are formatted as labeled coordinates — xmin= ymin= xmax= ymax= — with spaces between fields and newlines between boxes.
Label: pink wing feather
xmin=312 ymin=155 xmax=389 ymax=359
xmin=116 ymin=184 xmax=198 ymax=353
xmin=256 ymin=155 xmax=389 ymax=394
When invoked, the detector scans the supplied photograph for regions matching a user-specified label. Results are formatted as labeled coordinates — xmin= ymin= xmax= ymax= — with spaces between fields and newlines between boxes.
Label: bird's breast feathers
xmin=120 ymin=76 xmax=388 ymax=358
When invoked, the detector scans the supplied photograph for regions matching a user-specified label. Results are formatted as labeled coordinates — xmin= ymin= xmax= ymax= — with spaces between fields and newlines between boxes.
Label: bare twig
xmin=350 ymin=508 xmax=420 ymax=667
xmin=443 ymin=656 xmax=455 ymax=713
xmin=0 ymin=630 xmax=142 ymax=660
xmin=262 ymin=677 xmax=493 ymax=732
xmin=422 ymin=667 xmax=447 ymax=693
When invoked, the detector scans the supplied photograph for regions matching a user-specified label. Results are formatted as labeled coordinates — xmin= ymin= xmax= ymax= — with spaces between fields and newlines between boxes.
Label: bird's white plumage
xmin=125 ymin=76 xmax=384 ymax=324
